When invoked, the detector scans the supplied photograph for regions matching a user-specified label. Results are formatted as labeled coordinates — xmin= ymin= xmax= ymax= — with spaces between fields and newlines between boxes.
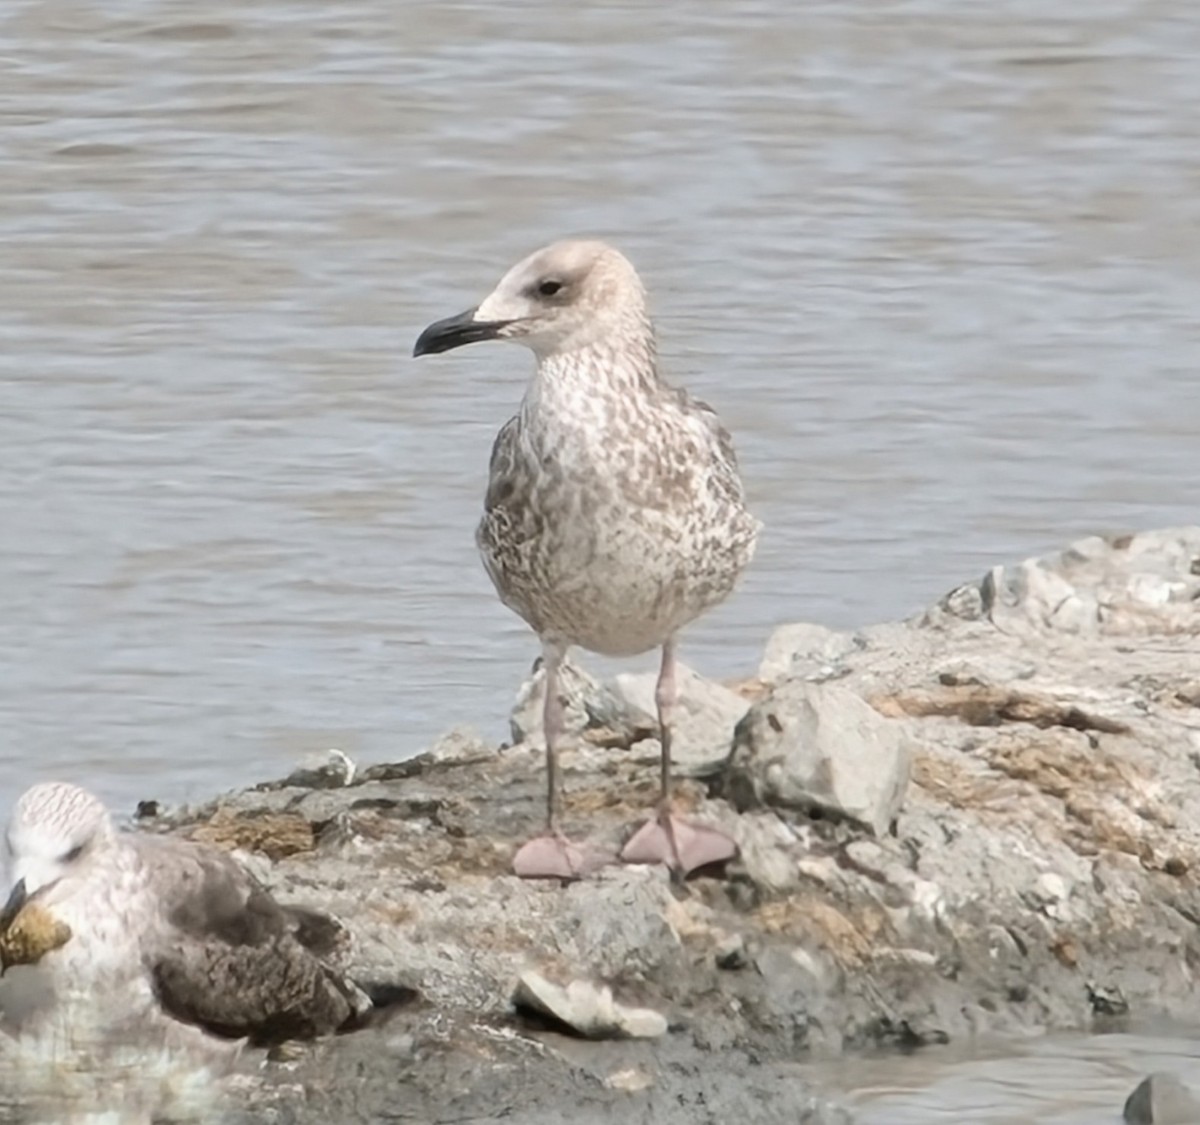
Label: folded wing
xmin=132 ymin=835 xmax=368 ymax=1045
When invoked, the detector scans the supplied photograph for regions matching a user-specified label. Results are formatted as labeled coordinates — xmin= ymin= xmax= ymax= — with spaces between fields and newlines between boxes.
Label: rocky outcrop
xmin=725 ymin=680 xmax=913 ymax=835
xmin=5 ymin=527 xmax=1200 ymax=1124
xmin=1124 ymin=1072 xmax=1200 ymax=1125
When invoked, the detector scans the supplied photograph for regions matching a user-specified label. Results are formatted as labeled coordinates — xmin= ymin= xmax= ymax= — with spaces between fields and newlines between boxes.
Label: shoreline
xmin=14 ymin=527 xmax=1200 ymax=1123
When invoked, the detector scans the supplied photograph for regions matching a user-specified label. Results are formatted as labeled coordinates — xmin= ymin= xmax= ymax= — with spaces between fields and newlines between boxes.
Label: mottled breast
xmin=476 ymin=389 xmax=759 ymax=657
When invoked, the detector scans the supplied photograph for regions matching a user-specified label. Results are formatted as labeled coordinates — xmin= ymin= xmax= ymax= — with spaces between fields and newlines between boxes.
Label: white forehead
xmin=9 ymin=782 xmax=109 ymax=846
xmin=497 ymin=240 xmax=642 ymax=295
xmin=502 ymin=239 xmax=610 ymax=279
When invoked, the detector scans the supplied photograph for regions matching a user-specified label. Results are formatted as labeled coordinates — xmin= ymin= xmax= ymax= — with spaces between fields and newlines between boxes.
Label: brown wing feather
xmin=476 ymin=413 xmax=533 ymax=606
xmin=482 ymin=413 xmax=522 ymax=515
xmin=132 ymin=836 xmax=365 ymax=1044
xmin=683 ymin=391 xmax=749 ymax=504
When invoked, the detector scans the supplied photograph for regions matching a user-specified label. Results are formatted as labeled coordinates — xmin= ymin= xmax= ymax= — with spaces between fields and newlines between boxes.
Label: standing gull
xmin=2 ymin=781 xmax=370 ymax=1045
xmin=414 ymin=239 xmax=761 ymax=879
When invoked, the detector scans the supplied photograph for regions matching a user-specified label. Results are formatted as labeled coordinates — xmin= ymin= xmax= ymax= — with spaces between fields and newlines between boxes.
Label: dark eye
xmin=537 ymin=278 xmax=564 ymax=298
xmin=63 ymin=845 xmax=84 ymax=863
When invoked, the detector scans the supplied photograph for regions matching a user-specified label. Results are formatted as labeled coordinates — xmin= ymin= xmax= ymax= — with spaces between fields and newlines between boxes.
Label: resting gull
xmin=414 ymin=239 xmax=760 ymax=880
xmin=2 ymin=781 xmax=370 ymax=1046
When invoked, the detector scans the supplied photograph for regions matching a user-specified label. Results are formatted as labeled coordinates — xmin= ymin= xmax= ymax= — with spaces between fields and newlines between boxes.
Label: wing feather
xmin=131 ymin=835 xmax=365 ymax=1044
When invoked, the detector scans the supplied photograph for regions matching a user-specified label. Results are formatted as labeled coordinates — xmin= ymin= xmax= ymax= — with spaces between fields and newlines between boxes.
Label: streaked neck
xmin=531 ymin=331 xmax=661 ymax=402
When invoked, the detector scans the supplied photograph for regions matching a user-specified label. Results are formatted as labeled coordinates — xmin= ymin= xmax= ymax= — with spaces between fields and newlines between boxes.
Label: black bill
xmin=412 ymin=308 xmax=511 ymax=357
xmin=0 ymin=878 xmax=27 ymax=930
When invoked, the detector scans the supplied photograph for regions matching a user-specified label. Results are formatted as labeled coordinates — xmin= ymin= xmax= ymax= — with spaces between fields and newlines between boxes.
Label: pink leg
xmin=620 ymin=637 xmax=738 ymax=878
xmin=542 ymin=641 xmax=566 ymax=836
xmin=513 ymin=642 xmax=609 ymax=880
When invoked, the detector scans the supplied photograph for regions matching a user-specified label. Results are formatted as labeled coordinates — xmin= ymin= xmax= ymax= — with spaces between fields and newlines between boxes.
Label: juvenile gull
xmin=414 ymin=239 xmax=761 ymax=879
xmin=2 ymin=781 xmax=369 ymax=1045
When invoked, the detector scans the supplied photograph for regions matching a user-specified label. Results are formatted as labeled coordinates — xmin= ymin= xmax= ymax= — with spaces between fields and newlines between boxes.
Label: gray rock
xmin=732 ymin=811 xmax=804 ymax=892
xmin=758 ymin=622 xmax=859 ymax=684
xmin=280 ymin=748 xmax=356 ymax=790
xmin=513 ymin=970 xmax=668 ymax=1039
xmin=510 ymin=654 xmax=653 ymax=750
xmin=714 ymin=933 xmax=749 ymax=970
xmin=983 ymin=559 xmax=1100 ymax=634
xmin=929 ymin=528 xmax=1200 ymax=637
xmin=424 ymin=725 xmax=495 ymax=763
xmin=725 ymin=681 xmax=912 ymax=835
xmin=612 ymin=662 xmax=750 ymax=769
xmin=1124 ymin=1072 xmax=1200 ymax=1125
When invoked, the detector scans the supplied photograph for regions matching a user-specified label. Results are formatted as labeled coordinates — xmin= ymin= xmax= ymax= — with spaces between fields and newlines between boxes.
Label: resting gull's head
xmin=3 ymin=782 xmax=115 ymax=925
xmin=413 ymin=239 xmax=649 ymax=361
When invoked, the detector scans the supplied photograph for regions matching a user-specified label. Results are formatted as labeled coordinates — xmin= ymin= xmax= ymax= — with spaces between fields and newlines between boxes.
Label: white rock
xmin=510 ymin=656 xmax=645 ymax=750
xmin=612 ymin=662 xmax=749 ymax=769
xmin=605 ymin=1067 xmax=654 ymax=1092
xmin=987 ymin=561 xmax=1100 ymax=634
xmin=714 ymin=933 xmax=749 ymax=970
xmin=1127 ymin=575 xmax=1175 ymax=607
xmin=758 ymin=623 xmax=858 ymax=684
xmin=933 ymin=529 xmax=1200 ymax=637
xmin=735 ymin=813 xmax=802 ymax=892
xmin=282 ymin=748 xmax=356 ymax=790
xmin=513 ymin=970 xmax=668 ymax=1040
xmin=726 ymin=681 xmax=912 ymax=836
xmin=1036 ymin=872 xmax=1069 ymax=903
xmin=425 ymin=727 xmax=492 ymax=763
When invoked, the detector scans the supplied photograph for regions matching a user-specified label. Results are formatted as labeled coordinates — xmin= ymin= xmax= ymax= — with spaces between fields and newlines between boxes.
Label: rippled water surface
xmin=815 ymin=1028 xmax=1200 ymax=1123
xmin=1 ymin=0 xmax=1197 ymax=820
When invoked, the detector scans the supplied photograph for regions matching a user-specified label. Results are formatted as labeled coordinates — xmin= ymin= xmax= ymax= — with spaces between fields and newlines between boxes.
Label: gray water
xmin=1 ymin=0 xmax=1198 ymax=1117
xmin=817 ymin=1028 xmax=1200 ymax=1123
xmin=4 ymin=0 xmax=1197 ymax=815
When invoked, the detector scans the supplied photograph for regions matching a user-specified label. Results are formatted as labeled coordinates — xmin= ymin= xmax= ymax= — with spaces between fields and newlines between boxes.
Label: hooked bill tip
xmin=413 ymin=307 xmax=508 ymax=357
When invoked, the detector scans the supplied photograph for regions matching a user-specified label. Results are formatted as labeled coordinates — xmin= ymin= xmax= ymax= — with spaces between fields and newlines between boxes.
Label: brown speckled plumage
xmin=415 ymin=240 xmax=760 ymax=878
xmin=478 ymin=340 xmax=758 ymax=656
xmin=4 ymin=781 xmax=369 ymax=1045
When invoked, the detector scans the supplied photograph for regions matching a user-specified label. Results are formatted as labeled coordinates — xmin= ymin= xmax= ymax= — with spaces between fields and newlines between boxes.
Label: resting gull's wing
xmin=131 ymin=835 xmax=367 ymax=1045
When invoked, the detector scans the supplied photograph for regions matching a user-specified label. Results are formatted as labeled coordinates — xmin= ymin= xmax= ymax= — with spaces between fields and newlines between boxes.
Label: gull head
xmin=3 ymin=782 xmax=115 ymax=924
xmin=413 ymin=239 xmax=649 ymax=362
